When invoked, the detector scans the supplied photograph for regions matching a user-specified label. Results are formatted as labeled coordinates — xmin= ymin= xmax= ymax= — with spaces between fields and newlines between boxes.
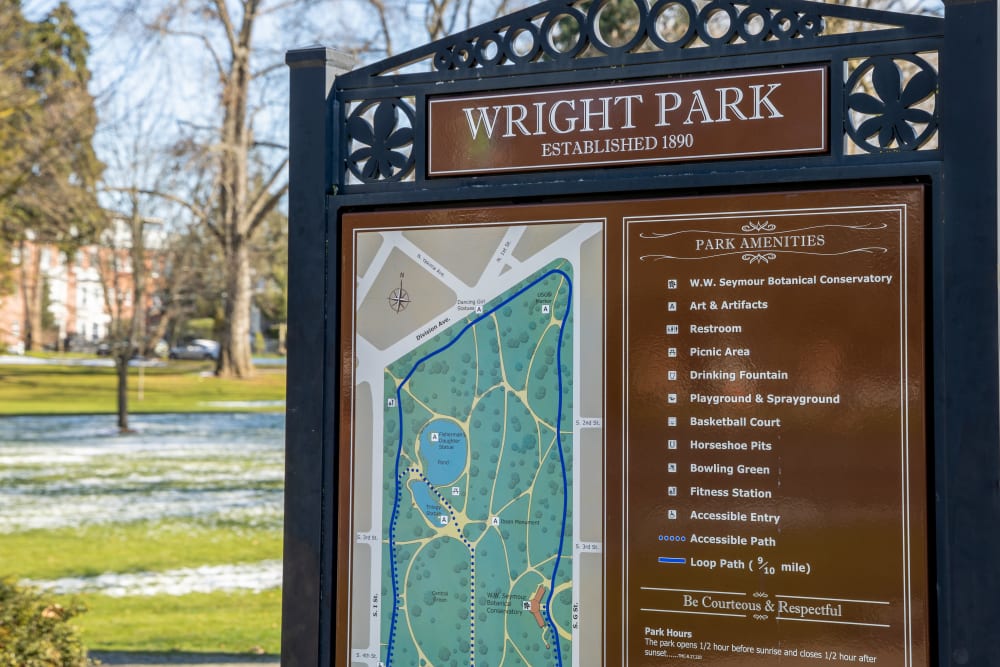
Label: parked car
xmin=168 ymin=339 xmax=220 ymax=361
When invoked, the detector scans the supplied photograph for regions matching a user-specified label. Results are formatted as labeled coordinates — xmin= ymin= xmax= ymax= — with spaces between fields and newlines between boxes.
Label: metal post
xmin=939 ymin=1 xmax=1000 ymax=664
xmin=284 ymin=45 xmax=355 ymax=667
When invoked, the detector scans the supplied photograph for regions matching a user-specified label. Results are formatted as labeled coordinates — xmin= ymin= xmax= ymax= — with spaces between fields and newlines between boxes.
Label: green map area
xmin=381 ymin=262 xmax=574 ymax=667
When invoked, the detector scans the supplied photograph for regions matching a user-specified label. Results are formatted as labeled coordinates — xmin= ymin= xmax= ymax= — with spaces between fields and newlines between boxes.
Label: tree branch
xmin=211 ymin=0 xmax=239 ymax=56
xmin=252 ymin=140 xmax=287 ymax=150
xmin=365 ymin=0 xmax=394 ymax=57
xmin=247 ymin=182 xmax=288 ymax=239
xmin=104 ymin=185 xmax=222 ymax=243
xmin=251 ymin=61 xmax=287 ymax=80
xmin=146 ymin=26 xmax=227 ymax=80
xmin=245 ymin=157 xmax=288 ymax=229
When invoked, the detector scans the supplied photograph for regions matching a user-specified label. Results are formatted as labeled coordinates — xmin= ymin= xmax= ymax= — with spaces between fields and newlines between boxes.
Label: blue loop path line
xmin=385 ymin=268 xmax=573 ymax=667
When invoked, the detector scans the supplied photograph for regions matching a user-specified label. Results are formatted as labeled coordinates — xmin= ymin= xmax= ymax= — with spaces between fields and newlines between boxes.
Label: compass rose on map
xmin=388 ymin=273 xmax=410 ymax=314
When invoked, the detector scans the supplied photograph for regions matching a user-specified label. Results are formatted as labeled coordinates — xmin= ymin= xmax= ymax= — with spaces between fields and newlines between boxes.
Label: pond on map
xmin=407 ymin=418 xmax=468 ymax=525
xmin=0 ymin=412 xmax=285 ymax=595
xmin=417 ymin=417 xmax=467 ymax=486
xmin=408 ymin=480 xmax=448 ymax=524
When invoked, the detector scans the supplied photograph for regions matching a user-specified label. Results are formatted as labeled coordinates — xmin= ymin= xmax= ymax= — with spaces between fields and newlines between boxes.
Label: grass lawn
xmin=5 ymin=521 xmax=283 ymax=654
xmin=0 ymin=358 xmax=286 ymax=656
xmin=0 ymin=521 xmax=282 ymax=581
xmin=76 ymin=589 xmax=282 ymax=654
xmin=0 ymin=361 xmax=285 ymax=414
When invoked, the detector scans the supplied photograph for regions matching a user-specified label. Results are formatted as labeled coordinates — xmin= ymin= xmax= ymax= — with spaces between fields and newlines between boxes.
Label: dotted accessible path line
xmin=385 ymin=269 xmax=572 ymax=667
xmin=401 ymin=467 xmax=478 ymax=663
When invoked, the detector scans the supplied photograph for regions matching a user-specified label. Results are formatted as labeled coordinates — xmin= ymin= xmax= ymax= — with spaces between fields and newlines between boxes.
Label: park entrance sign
xmin=283 ymin=2 xmax=999 ymax=667
xmin=427 ymin=66 xmax=827 ymax=174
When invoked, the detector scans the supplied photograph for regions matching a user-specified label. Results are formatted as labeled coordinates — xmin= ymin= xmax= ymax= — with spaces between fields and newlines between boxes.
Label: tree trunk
xmin=217 ymin=238 xmax=254 ymax=377
xmin=130 ymin=209 xmax=147 ymax=354
xmin=212 ymin=18 xmax=255 ymax=379
xmin=18 ymin=239 xmax=43 ymax=351
xmin=108 ymin=200 xmax=146 ymax=432
xmin=148 ymin=308 xmax=172 ymax=352
xmin=116 ymin=353 xmax=130 ymax=432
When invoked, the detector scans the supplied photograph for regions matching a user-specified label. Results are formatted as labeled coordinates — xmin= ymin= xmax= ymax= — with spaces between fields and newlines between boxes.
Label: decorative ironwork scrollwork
xmin=846 ymin=54 xmax=938 ymax=153
xmin=425 ymin=0 xmax=840 ymax=73
xmin=333 ymin=1 xmax=944 ymax=190
xmin=341 ymin=0 xmax=940 ymax=83
xmin=345 ymin=98 xmax=415 ymax=183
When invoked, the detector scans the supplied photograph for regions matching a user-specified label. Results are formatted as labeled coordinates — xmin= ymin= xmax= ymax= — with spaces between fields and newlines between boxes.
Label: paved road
xmin=89 ymin=652 xmax=279 ymax=666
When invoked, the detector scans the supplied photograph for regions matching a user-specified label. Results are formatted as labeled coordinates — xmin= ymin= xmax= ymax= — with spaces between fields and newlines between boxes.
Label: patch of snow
xmin=200 ymin=400 xmax=286 ymax=408
xmin=24 ymin=560 xmax=283 ymax=597
xmin=0 ymin=356 xmax=164 ymax=368
xmin=0 ymin=413 xmax=285 ymax=532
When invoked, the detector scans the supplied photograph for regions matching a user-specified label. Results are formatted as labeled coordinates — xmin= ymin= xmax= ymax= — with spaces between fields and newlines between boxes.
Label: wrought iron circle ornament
xmin=429 ymin=0 xmax=829 ymax=72
xmin=846 ymin=54 xmax=938 ymax=153
xmin=346 ymin=98 xmax=416 ymax=182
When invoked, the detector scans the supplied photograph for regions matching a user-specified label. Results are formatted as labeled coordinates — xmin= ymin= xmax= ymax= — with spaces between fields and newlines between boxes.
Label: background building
xmin=0 ymin=219 xmax=165 ymax=353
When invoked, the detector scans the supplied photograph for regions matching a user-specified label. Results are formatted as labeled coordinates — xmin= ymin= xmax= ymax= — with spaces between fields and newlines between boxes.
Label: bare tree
xmin=95 ymin=205 xmax=146 ymax=432
xmin=119 ymin=1 xmax=292 ymax=378
xmin=97 ymin=100 xmax=173 ymax=431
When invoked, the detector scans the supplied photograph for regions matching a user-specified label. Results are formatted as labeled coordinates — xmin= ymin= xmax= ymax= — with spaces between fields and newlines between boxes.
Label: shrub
xmin=0 ymin=578 xmax=91 ymax=667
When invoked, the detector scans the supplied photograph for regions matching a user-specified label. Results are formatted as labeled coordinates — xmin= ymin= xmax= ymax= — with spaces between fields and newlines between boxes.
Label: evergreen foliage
xmin=0 ymin=1 xmax=103 ymax=346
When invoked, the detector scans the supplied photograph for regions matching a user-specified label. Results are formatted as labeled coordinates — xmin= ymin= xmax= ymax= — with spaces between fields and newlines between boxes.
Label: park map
xmin=347 ymin=218 xmax=603 ymax=667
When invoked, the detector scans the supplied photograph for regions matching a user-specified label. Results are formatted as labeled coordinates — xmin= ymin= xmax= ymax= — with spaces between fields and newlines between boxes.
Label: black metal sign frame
xmin=283 ymin=1 xmax=998 ymax=665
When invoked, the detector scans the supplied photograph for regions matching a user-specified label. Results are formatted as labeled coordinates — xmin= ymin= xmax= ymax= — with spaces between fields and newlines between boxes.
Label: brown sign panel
xmin=618 ymin=185 xmax=928 ymax=666
xmin=427 ymin=67 xmax=827 ymax=176
xmin=336 ymin=186 xmax=927 ymax=667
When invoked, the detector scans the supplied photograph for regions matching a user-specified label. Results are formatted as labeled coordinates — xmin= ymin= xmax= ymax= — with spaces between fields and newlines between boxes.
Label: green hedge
xmin=0 ymin=578 xmax=91 ymax=666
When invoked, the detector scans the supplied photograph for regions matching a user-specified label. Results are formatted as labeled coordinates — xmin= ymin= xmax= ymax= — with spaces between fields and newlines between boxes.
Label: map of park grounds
xmin=383 ymin=264 xmax=572 ymax=667
xmin=345 ymin=217 xmax=604 ymax=667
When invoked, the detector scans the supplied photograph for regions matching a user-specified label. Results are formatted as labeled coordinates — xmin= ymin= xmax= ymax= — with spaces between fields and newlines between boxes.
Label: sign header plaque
xmin=428 ymin=67 xmax=827 ymax=176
